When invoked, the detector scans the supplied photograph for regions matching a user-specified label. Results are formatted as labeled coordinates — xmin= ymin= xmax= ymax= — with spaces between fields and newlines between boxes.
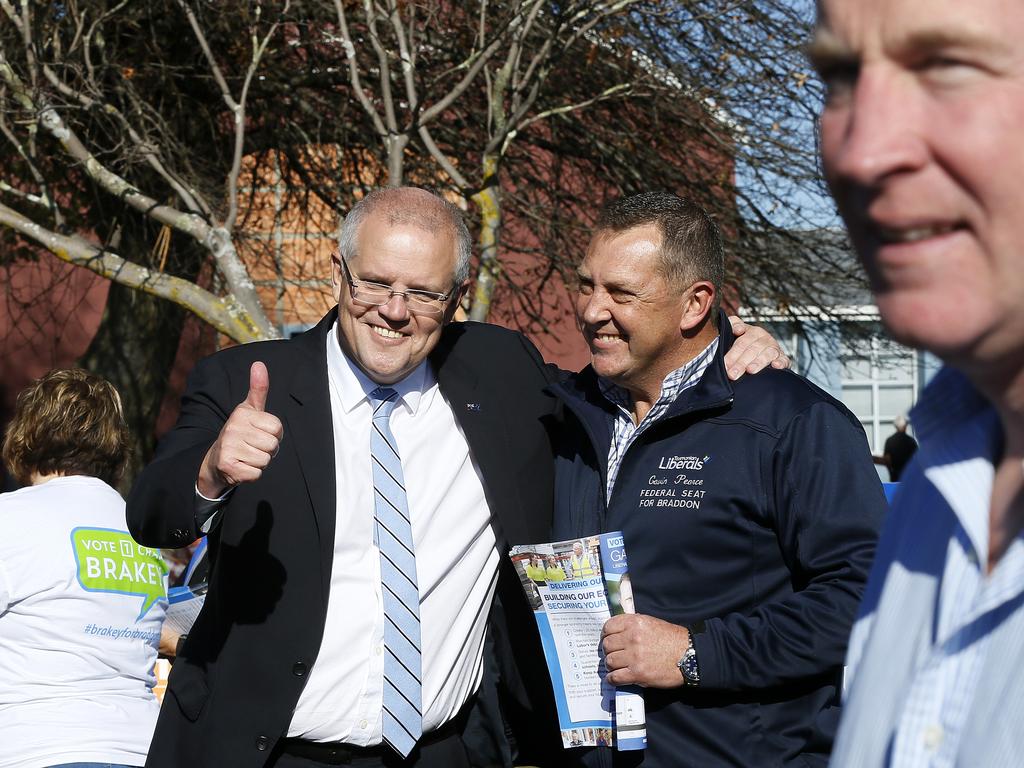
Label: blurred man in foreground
xmin=811 ymin=0 xmax=1024 ymax=763
xmin=879 ymin=415 xmax=917 ymax=483
xmin=1 ymin=369 xmax=166 ymax=768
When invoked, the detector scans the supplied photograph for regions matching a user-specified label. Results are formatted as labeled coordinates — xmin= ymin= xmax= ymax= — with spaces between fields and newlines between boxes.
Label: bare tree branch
xmin=0 ymin=199 xmax=267 ymax=342
xmin=177 ymin=0 xmax=287 ymax=230
xmin=37 ymin=62 xmax=209 ymax=216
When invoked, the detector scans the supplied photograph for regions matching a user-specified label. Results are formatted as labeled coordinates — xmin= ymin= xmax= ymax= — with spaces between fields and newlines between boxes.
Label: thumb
xmin=244 ymin=361 xmax=270 ymax=411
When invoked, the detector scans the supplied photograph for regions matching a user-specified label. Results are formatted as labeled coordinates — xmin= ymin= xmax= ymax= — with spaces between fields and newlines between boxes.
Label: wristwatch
xmin=676 ymin=630 xmax=700 ymax=686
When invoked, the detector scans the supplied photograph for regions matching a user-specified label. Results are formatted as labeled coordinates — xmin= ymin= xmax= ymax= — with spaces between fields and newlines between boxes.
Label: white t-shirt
xmin=0 ymin=476 xmax=168 ymax=768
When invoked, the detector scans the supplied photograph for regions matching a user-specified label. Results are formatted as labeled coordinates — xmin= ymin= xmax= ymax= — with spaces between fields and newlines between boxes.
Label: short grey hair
xmin=339 ymin=187 xmax=472 ymax=286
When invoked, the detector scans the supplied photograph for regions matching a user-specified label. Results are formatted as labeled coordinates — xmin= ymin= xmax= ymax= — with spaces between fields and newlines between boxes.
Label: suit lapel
xmin=436 ymin=346 xmax=506 ymax=470
xmin=282 ymin=312 xmax=338 ymax=605
xmin=432 ymin=333 xmax=529 ymax=549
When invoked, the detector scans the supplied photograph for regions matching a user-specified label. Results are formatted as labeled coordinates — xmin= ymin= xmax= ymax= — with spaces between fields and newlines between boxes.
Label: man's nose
xmin=578 ymin=290 xmax=611 ymax=326
xmin=377 ymin=292 xmax=411 ymax=321
xmin=822 ymin=64 xmax=930 ymax=189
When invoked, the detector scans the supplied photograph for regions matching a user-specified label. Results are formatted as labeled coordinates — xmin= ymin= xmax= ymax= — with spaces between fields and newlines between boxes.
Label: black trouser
xmin=269 ymin=716 xmax=471 ymax=768
xmin=269 ymin=735 xmax=469 ymax=768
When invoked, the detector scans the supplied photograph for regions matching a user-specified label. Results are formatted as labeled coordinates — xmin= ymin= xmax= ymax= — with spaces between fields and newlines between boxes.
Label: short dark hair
xmin=595 ymin=191 xmax=724 ymax=309
xmin=2 ymin=369 xmax=130 ymax=486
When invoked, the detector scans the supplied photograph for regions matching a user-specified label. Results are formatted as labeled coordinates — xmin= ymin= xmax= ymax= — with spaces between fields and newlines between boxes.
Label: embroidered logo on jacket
xmin=657 ymin=454 xmax=711 ymax=471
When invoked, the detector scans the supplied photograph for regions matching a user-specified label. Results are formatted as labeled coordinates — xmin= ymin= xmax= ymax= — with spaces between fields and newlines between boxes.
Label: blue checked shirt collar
xmin=598 ymin=337 xmax=719 ymax=499
xmin=910 ymin=366 xmax=1002 ymax=567
xmin=904 ymin=368 xmax=1024 ymax=766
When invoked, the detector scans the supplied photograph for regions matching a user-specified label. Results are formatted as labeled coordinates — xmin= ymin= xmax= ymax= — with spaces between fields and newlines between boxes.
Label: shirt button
xmin=255 ymin=735 xmax=270 ymax=751
xmin=360 ymin=719 xmax=369 ymax=730
xmin=375 ymin=646 xmax=383 ymax=656
xmin=292 ymin=661 xmax=307 ymax=677
xmin=923 ymin=724 xmax=944 ymax=751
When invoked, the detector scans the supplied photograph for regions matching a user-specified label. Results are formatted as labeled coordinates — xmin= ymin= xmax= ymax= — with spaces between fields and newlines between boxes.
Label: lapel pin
xmin=466 ymin=403 xmax=482 ymax=412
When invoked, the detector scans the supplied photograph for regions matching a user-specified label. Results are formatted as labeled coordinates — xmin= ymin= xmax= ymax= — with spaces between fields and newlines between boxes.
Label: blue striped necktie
xmin=369 ymin=387 xmax=422 ymax=757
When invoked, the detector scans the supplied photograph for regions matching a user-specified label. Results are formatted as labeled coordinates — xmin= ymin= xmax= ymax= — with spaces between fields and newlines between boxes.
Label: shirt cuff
xmin=194 ymin=484 xmax=232 ymax=534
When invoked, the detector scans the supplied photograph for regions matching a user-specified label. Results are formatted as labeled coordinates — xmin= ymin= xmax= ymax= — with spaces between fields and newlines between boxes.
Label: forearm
xmin=691 ymin=575 xmax=867 ymax=690
xmin=127 ymin=441 xmax=213 ymax=548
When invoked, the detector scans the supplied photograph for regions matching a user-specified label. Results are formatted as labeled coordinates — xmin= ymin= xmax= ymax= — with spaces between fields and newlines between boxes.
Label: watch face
xmin=681 ymin=649 xmax=699 ymax=683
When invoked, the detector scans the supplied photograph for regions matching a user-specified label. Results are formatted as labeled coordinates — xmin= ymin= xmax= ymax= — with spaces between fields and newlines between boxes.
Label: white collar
xmin=325 ymin=320 xmax=434 ymax=417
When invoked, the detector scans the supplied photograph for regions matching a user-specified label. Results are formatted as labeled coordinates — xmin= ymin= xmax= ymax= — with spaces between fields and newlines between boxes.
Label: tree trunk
xmin=79 ymin=281 xmax=190 ymax=493
xmin=78 ymin=223 xmax=203 ymax=494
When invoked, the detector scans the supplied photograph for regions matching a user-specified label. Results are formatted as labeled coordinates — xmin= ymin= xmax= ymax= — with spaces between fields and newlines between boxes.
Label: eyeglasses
xmin=337 ymin=253 xmax=455 ymax=316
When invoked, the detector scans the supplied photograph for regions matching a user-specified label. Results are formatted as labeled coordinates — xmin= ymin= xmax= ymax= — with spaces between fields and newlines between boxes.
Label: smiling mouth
xmin=588 ymin=333 xmax=625 ymax=350
xmin=875 ymin=223 xmax=961 ymax=244
xmin=371 ymin=326 xmax=405 ymax=340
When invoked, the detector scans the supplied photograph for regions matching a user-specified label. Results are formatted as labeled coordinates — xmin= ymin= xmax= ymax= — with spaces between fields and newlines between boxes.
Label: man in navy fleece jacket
xmin=549 ymin=192 xmax=885 ymax=767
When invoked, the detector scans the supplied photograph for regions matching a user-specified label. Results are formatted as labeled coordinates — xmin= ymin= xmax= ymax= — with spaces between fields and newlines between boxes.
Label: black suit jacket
xmin=127 ymin=311 xmax=561 ymax=767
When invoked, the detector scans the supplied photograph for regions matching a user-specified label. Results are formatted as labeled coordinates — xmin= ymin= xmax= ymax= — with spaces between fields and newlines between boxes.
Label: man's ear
xmin=444 ymin=280 xmax=472 ymax=323
xmin=330 ymin=251 xmax=343 ymax=304
xmin=679 ymin=281 xmax=716 ymax=332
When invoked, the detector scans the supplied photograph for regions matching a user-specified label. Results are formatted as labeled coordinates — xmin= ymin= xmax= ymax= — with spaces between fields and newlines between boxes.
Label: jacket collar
xmin=549 ymin=310 xmax=736 ymax=433
xmin=286 ymin=307 xmax=338 ymax=407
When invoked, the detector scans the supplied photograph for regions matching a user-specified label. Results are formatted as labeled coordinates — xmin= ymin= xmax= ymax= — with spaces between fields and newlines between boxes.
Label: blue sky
xmin=734 ymin=0 xmax=842 ymax=230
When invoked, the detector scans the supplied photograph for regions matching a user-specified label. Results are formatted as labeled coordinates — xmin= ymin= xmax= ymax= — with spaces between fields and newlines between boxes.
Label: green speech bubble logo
xmin=71 ymin=527 xmax=169 ymax=620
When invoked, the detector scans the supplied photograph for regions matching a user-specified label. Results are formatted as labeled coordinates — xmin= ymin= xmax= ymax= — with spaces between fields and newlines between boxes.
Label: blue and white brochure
xmin=509 ymin=531 xmax=646 ymax=751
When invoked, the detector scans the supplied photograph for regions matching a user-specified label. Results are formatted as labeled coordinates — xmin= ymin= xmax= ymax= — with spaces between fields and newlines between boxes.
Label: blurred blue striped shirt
xmin=832 ymin=367 xmax=1024 ymax=767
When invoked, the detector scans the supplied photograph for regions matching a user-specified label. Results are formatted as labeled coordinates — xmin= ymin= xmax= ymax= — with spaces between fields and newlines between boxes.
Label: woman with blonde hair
xmin=0 ymin=369 xmax=167 ymax=768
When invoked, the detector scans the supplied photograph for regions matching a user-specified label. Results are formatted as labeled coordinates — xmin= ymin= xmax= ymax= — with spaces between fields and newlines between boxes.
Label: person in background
xmin=880 ymin=415 xmax=918 ymax=482
xmin=158 ymin=539 xmax=209 ymax=661
xmin=0 ymin=369 xmax=168 ymax=768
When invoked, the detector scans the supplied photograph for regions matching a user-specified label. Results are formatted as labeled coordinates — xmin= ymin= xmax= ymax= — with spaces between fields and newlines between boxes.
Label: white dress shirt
xmin=287 ymin=322 xmax=499 ymax=743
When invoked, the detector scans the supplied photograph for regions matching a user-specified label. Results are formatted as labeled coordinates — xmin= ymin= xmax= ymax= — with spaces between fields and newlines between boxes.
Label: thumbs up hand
xmin=198 ymin=361 xmax=284 ymax=498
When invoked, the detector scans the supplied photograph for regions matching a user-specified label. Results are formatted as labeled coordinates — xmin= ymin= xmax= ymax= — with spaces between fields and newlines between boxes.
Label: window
xmin=839 ymin=329 xmax=917 ymax=453
xmin=283 ymin=322 xmax=315 ymax=338
xmin=761 ymin=317 xmax=925 ymax=457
